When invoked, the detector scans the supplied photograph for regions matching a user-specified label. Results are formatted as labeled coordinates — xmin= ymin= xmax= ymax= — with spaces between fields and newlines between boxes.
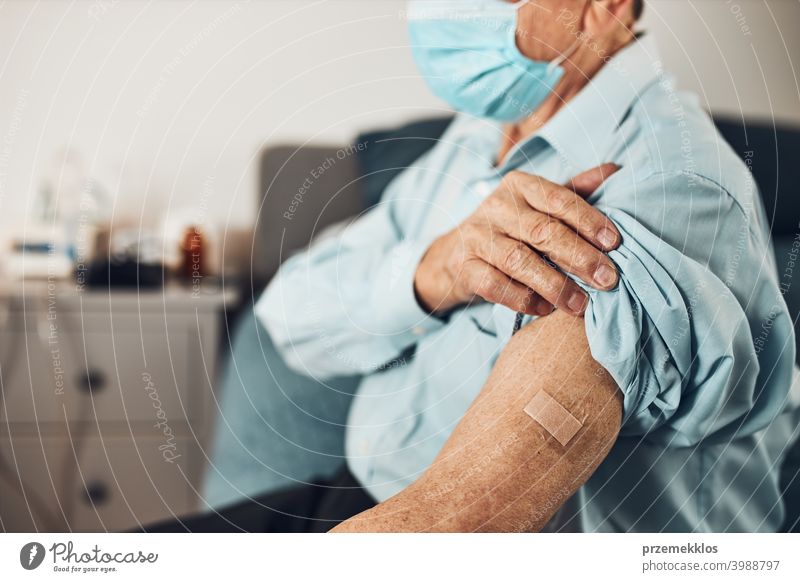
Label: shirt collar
xmin=513 ymin=33 xmax=663 ymax=171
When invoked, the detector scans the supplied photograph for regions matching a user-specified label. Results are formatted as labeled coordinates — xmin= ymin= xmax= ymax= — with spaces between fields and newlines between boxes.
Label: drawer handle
xmin=78 ymin=369 xmax=106 ymax=393
xmin=82 ymin=481 xmax=110 ymax=507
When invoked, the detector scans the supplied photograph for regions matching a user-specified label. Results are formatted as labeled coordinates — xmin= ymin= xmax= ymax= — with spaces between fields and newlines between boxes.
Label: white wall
xmin=642 ymin=0 xmax=800 ymax=123
xmin=0 ymin=0 xmax=797 ymax=268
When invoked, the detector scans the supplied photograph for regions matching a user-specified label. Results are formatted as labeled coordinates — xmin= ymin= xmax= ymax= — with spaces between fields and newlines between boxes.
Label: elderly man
xmin=153 ymin=0 xmax=798 ymax=532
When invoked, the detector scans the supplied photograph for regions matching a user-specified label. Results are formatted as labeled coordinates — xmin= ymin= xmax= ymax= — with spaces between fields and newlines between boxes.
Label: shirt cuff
xmin=369 ymin=239 xmax=447 ymax=349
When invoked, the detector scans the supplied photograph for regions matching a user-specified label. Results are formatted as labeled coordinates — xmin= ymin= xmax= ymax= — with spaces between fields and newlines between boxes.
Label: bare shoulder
xmin=487 ymin=309 xmax=623 ymax=437
xmin=333 ymin=309 xmax=624 ymax=532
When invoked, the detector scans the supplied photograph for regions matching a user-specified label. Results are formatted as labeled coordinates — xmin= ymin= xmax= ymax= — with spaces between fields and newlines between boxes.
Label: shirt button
xmin=359 ymin=441 xmax=370 ymax=454
xmin=412 ymin=326 xmax=425 ymax=336
xmin=474 ymin=180 xmax=494 ymax=198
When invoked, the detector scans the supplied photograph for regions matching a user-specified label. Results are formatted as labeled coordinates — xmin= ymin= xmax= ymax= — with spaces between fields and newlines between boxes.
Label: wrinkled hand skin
xmin=331 ymin=309 xmax=622 ymax=533
xmin=414 ymin=164 xmax=622 ymax=319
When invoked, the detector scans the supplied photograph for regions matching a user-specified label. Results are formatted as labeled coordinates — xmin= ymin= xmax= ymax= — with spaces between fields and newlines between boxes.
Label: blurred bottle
xmin=181 ymin=225 xmax=206 ymax=281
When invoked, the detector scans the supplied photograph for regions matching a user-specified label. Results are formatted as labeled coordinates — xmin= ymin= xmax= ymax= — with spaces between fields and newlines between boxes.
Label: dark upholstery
xmin=253 ymin=145 xmax=365 ymax=289
xmin=713 ymin=117 xmax=800 ymax=366
xmin=251 ymin=118 xmax=455 ymax=289
xmin=356 ymin=117 xmax=454 ymax=208
xmin=714 ymin=117 xmax=800 ymax=238
xmin=714 ymin=117 xmax=800 ymax=533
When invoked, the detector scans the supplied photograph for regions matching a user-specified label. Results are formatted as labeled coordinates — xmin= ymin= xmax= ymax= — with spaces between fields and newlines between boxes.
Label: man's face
xmin=508 ymin=0 xmax=588 ymax=61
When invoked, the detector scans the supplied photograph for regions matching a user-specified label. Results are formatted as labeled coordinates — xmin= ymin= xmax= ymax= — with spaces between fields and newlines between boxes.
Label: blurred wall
xmin=0 ymin=0 xmax=797 ymax=271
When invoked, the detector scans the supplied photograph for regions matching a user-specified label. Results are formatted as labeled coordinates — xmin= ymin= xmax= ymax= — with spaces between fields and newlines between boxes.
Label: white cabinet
xmin=0 ymin=283 xmax=235 ymax=531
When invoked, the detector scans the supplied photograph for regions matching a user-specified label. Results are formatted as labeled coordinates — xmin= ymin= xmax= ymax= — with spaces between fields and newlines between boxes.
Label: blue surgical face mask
xmin=407 ymin=0 xmax=579 ymax=122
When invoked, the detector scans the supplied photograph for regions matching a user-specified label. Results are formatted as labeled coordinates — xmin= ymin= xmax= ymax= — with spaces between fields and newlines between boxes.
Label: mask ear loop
xmin=546 ymin=0 xmax=593 ymax=74
xmin=546 ymin=36 xmax=582 ymax=75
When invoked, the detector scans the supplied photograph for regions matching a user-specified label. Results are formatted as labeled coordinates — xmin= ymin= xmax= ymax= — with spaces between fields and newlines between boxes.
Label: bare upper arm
xmin=333 ymin=309 xmax=622 ymax=532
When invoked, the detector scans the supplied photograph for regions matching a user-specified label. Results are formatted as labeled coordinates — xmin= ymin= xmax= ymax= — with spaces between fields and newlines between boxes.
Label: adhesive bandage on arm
xmin=523 ymin=391 xmax=583 ymax=446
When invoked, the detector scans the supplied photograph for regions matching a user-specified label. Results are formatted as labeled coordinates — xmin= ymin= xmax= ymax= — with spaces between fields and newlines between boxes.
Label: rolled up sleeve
xmin=576 ymin=173 xmax=795 ymax=446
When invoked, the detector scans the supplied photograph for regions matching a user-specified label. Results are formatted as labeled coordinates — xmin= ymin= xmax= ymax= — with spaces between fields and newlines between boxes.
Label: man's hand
xmin=414 ymin=164 xmax=622 ymax=317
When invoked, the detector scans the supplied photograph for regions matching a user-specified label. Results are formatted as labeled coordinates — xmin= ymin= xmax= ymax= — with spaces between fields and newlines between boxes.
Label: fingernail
xmin=594 ymin=264 xmax=617 ymax=288
xmin=567 ymin=290 xmax=588 ymax=314
xmin=596 ymin=227 xmax=618 ymax=248
xmin=536 ymin=302 xmax=555 ymax=316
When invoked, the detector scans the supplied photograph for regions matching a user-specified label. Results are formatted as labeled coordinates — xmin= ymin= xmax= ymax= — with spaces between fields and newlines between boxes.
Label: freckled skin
xmin=332 ymin=310 xmax=622 ymax=532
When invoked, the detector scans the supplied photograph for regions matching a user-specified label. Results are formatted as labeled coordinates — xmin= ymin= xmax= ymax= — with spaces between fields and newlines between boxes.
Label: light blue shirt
xmin=257 ymin=35 xmax=800 ymax=532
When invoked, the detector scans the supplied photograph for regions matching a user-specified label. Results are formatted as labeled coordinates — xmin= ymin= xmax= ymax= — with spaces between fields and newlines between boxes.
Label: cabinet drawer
xmin=61 ymin=328 xmax=193 ymax=425
xmin=0 ymin=433 xmax=200 ymax=532
xmin=1 ymin=325 xmax=202 ymax=430
xmin=0 ymin=437 xmax=73 ymax=531
xmin=0 ymin=329 xmax=69 ymax=426
xmin=68 ymin=434 xmax=195 ymax=532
